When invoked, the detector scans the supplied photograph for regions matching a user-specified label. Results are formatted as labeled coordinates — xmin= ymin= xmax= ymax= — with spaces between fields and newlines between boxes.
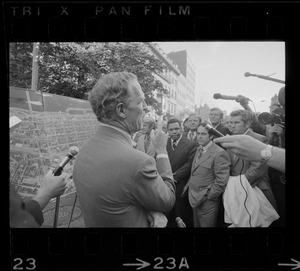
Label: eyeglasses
xmin=209 ymin=113 xmax=220 ymax=117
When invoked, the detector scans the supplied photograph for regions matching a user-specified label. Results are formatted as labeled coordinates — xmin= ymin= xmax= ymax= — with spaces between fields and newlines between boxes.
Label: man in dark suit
xmin=73 ymin=72 xmax=176 ymax=227
xmin=182 ymin=123 xmax=231 ymax=227
xmin=166 ymin=118 xmax=197 ymax=227
xmin=228 ymin=110 xmax=278 ymax=212
xmin=209 ymin=107 xmax=231 ymax=136
xmin=183 ymin=114 xmax=201 ymax=144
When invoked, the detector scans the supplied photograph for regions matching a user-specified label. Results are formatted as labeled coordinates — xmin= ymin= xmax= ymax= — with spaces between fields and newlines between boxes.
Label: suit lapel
xmin=192 ymin=146 xmax=212 ymax=173
xmin=167 ymin=139 xmax=175 ymax=162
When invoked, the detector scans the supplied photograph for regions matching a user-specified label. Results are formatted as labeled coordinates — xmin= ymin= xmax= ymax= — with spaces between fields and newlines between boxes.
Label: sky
xmin=156 ymin=42 xmax=285 ymax=115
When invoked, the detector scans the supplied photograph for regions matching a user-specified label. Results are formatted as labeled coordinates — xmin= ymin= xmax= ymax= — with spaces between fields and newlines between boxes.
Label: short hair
xmin=188 ymin=114 xmax=202 ymax=123
xmin=143 ymin=116 xmax=156 ymax=129
xmin=198 ymin=122 xmax=215 ymax=137
xmin=230 ymin=109 xmax=253 ymax=125
xmin=209 ymin=107 xmax=223 ymax=119
xmin=167 ymin=117 xmax=181 ymax=129
xmin=88 ymin=72 xmax=137 ymax=121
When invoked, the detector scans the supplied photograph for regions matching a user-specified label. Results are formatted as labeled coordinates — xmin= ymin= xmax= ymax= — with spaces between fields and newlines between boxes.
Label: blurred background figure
xmin=161 ymin=120 xmax=168 ymax=134
xmin=183 ymin=114 xmax=201 ymax=144
xmin=136 ymin=116 xmax=156 ymax=155
xmin=209 ymin=107 xmax=231 ymax=136
xmin=183 ymin=117 xmax=190 ymax=133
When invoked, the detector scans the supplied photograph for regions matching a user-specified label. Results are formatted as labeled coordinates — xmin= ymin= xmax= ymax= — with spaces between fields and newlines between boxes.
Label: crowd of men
xmin=131 ymin=104 xmax=285 ymax=227
xmin=11 ymin=71 xmax=285 ymax=228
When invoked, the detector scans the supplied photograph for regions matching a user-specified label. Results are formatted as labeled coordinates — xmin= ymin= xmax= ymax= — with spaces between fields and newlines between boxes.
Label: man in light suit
xmin=136 ymin=116 xmax=156 ymax=155
xmin=73 ymin=72 xmax=176 ymax=227
xmin=183 ymin=114 xmax=201 ymax=144
xmin=182 ymin=123 xmax=231 ymax=227
xmin=228 ymin=110 xmax=278 ymax=212
xmin=166 ymin=118 xmax=197 ymax=227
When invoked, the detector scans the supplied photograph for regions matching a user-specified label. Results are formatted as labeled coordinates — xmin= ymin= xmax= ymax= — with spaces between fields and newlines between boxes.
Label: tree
xmin=9 ymin=42 xmax=168 ymax=111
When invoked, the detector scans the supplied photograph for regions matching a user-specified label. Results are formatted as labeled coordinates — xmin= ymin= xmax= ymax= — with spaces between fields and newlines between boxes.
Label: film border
xmin=5 ymin=1 xmax=300 ymax=270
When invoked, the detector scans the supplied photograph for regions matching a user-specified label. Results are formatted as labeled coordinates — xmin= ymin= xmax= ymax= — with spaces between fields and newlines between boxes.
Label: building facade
xmin=167 ymin=50 xmax=196 ymax=115
xmin=146 ymin=43 xmax=196 ymax=121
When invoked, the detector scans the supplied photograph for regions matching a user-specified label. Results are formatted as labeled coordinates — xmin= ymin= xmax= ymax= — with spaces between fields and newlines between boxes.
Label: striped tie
xmin=172 ymin=139 xmax=177 ymax=150
xmin=195 ymin=145 xmax=203 ymax=163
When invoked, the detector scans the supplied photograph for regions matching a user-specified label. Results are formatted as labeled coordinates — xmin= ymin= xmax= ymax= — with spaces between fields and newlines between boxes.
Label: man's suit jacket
xmin=183 ymin=142 xmax=231 ymax=208
xmin=166 ymin=136 xmax=197 ymax=195
xmin=73 ymin=125 xmax=176 ymax=227
xmin=228 ymin=129 xmax=278 ymax=210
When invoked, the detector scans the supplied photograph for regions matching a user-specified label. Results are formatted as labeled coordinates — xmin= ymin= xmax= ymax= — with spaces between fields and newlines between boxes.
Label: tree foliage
xmin=9 ymin=42 xmax=168 ymax=111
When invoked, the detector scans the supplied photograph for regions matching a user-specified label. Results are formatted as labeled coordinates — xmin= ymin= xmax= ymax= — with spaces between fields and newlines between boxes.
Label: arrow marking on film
xmin=278 ymin=258 xmax=300 ymax=270
xmin=123 ymin=258 xmax=150 ymax=270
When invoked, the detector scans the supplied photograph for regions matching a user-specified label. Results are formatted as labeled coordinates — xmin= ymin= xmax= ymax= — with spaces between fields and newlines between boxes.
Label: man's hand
xmin=236 ymin=95 xmax=251 ymax=110
xmin=214 ymin=134 xmax=266 ymax=162
xmin=268 ymin=123 xmax=284 ymax=136
xmin=151 ymin=119 xmax=168 ymax=153
xmin=147 ymin=211 xmax=168 ymax=227
xmin=33 ymin=170 xmax=68 ymax=210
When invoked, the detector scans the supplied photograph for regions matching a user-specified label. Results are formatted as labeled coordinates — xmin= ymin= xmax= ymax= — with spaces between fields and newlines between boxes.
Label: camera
xmin=258 ymin=107 xmax=285 ymax=126
xmin=258 ymin=86 xmax=285 ymax=126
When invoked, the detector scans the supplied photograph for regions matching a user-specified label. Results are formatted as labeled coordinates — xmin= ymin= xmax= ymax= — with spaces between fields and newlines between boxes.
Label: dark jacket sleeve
xmin=10 ymin=186 xmax=40 ymax=228
xmin=25 ymin=200 xmax=44 ymax=226
xmin=174 ymin=141 xmax=197 ymax=183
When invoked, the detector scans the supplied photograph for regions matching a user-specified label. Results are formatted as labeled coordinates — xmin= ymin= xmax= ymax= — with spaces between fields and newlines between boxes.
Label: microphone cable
xmin=239 ymin=160 xmax=252 ymax=227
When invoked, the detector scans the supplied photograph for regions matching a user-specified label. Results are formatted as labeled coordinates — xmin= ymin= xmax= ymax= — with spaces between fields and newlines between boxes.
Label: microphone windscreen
xmin=213 ymin=93 xmax=221 ymax=99
xmin=69 ymin=146 xmax=79 ymax=156
xmin=244 ymin=72 xmax=250 ymax=77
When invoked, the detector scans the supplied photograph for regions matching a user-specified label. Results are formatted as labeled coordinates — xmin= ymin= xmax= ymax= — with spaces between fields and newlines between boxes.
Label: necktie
xmin=172 ymin=139 xmax=177 ymax=150
xmin=190 ymin=131 xmax=195 ymax=140
xmin=195 ymin=145 xmax=203 ymax=163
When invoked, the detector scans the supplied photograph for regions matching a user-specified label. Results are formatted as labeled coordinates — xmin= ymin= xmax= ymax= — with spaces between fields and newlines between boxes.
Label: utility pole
xmin=31 ymin=42 xmax=39 ymax=91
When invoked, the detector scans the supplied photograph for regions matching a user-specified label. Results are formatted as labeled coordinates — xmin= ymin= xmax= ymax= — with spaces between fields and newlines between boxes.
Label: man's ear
xmin=116 ymin=103 xmax=126 ymax=119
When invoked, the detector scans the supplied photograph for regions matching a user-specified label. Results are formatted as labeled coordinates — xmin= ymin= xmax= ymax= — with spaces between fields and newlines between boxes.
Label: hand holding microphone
xmin=53 ymin=146 xmax=79 ymax=227
xmin=213 ymin=93 xmax=250 ymax=103
xmin=53 ymin=146 xmax=79 ymax=176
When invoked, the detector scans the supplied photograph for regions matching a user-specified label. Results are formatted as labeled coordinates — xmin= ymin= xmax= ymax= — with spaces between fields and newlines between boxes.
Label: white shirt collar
xmin=243 ymin=128 xmax=251 ymax=135
xmin=171 ymin=134 xmax=182 ymax=145
xmin=202 ymin=141 xmax=213 ymax=153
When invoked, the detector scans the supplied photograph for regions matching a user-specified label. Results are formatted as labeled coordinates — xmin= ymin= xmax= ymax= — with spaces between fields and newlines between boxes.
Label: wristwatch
xmin=260 ymin=144 xmax=273 ymax=163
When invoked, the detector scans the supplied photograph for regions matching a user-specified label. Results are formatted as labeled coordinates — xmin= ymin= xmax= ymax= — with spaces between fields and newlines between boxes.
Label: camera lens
xmin=258 ymin=112 xmax=274 ymax=125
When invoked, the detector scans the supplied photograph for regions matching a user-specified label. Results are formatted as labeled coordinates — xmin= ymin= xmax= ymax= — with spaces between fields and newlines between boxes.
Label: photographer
xmin=265 ymin=105 xmax=285 ymax=227
xmin=242 ymin=86 xmax=285 ymax=227
xmin=236 ymin=95 xmax=266 ymax=136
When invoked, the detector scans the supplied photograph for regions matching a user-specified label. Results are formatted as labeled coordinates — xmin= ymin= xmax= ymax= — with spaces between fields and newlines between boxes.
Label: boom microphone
xmin=53 ymin=146 xmax=79 ymax=228
xmin=213 ymin=93 xmax=249 ymax=102
xmin=244 ymin=72 xmax=285 ymax=84
xmin=205 ymin=124 xmax=225 ymax=138
xmin=53 ymin=146 xmax=79 ymax=176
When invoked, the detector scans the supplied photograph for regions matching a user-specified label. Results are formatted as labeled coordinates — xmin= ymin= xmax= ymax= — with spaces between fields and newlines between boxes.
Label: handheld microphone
xmin=213 ymin=93 xmax=250 ymax=102
xmin=53 ymin=146 xmax=79 ymax=228
xmin=205 ymin=124 xmax=225 ymax=138
xmin=53 ymin=146 xmax=79 ymax=176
